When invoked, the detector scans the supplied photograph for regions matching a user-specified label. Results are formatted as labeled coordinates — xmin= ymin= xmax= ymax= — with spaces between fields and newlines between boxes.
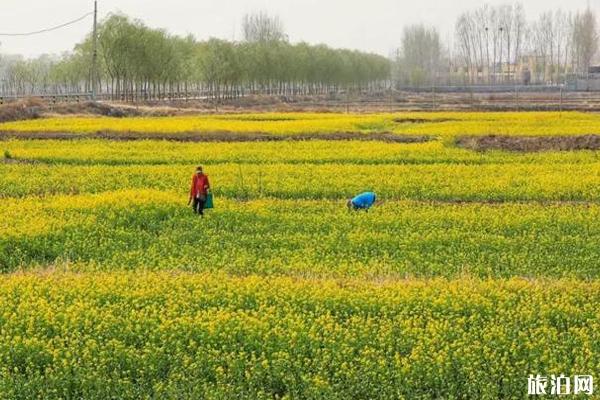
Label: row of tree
xmin=395 ymin=4 xmax=599 ymax=86
xmin=0 ymin=12 xmax=390 ymax=100
xmin=2 ymin=5 xmax=598 ymax=95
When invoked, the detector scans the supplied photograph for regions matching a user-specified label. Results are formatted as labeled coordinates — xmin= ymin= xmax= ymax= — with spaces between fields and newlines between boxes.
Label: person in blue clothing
xmin=347 ymin=192 xmax=377 ymax=211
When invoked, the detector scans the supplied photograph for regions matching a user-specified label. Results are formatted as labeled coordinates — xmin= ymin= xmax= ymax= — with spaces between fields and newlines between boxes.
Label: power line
xmin=0 ymin=12 xmax=93 ymax=37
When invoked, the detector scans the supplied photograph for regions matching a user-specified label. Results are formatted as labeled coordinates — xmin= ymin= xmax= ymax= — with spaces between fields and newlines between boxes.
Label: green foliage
xmin=0 ymin=273 xmax=598 ymax=399
xmin=1 ymin=192 xmax=600 ymax=278
xmin=1 ymin=136 xmax=600 ymax=277
xmin=0 ymin=115 xmax=599 ymax=398
xmin=0 ymin=13 xmax=391 ymax=98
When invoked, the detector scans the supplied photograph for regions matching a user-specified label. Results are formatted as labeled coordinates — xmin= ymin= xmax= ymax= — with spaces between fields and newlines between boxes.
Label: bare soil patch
xmin=0 ymin=131 xmax=432 ymax=143
xmin=394 ymin=118 xmax=457 ymax=124
xmin=5 ymin=90 xmax=600 ymax=115
xmin=456 ymin=134 xmax=600 ymax=152
xmin=49 ymin=102 xmax=144 ymax=118
xmin=0 ymin=98 xmax=44 ymax=123
xmin=1 ymin=156 xmax=38 ymax=165
xmin=227 ymin=117 xmax=298 ymax=122
xmin=1 ymin=99 xmax=185 ymax=120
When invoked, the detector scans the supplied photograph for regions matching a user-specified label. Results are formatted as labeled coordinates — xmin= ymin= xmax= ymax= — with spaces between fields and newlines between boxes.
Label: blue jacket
xmin=351 ymin=192 xmax=376 ymax=209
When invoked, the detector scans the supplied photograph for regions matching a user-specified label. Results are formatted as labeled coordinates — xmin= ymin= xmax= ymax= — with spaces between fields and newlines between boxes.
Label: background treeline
xmin=0 ymin=12 xmax=390 ymax=100
xmin=1 ymin=4 xmax=599 ymax=97
xmin=395 ymin=4 xmax=599 ymax=86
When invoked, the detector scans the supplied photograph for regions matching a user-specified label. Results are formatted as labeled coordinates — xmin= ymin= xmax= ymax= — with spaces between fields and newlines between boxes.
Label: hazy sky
xmin=0 ymin=0 xmax=598 ymax=57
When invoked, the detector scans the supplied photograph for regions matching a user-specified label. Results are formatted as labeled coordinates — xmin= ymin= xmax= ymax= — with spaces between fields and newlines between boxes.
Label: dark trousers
xmin=192 ymin=195 xmax=206 ymax=216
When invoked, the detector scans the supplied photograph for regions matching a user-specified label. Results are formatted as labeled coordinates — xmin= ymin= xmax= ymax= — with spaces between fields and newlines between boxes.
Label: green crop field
xmin=0 ymin=112 xmax=599 ymax=399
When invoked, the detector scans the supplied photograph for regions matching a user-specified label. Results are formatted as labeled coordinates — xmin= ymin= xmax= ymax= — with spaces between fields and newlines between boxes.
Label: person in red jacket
xmin=188 ymin=166 xmax=210 ymax=216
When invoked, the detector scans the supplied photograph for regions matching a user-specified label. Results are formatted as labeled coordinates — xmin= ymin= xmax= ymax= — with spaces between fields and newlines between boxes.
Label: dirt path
xmin=456 ymin=134 xmax=600 ymax=152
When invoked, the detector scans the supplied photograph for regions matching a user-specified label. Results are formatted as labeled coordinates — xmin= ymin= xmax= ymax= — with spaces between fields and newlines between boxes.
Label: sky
xmin=0 ymin=0 xmax=598 ymax=58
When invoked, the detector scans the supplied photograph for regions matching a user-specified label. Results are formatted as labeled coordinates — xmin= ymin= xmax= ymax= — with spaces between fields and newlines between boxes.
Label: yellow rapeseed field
xmin=0 ymin=272 xmax=598 ymax=399
xmin=2 ymin=111 xmax=600 ymax=137
xmin=1 ymin=112 xmax=599 ymax=399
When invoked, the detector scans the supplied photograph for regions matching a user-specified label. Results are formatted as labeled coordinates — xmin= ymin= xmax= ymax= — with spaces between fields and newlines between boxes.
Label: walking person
xmin=188 ymin=166 xmax=211 ymax=217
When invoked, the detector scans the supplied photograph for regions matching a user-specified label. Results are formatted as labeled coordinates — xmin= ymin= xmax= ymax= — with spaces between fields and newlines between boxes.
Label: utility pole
xmin=91 ymin=0 xmax=98 ymax=101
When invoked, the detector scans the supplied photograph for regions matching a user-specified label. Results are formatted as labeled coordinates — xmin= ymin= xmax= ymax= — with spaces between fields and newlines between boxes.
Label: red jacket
xmin=190 ymin=173 xmax=210 ymax=198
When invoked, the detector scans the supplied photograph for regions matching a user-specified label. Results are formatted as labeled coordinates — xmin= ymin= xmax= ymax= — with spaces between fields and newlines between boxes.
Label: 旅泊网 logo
xmin=528 ymin=374 xmax=593 ymax=396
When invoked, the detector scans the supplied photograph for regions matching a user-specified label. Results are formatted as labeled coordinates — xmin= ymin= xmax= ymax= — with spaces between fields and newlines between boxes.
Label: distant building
xmin=589 ymin=66 xmax=600 ymax=74
xmin=567 ymin=66 xmax=600 ymax=90
xmin=444 ymin=57 xmax=600 ymax=89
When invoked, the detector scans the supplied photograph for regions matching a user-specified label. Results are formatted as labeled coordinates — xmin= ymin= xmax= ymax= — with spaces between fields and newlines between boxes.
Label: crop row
xmin=1 ymin=190 xmax=599 ymax=278
xmin=1 ymin=111 xmax=599 ymax=137
xmin=3 ymin=139 xmax=600 ymax=166
xmin=2 ymin=161 xmax=600 ymax=201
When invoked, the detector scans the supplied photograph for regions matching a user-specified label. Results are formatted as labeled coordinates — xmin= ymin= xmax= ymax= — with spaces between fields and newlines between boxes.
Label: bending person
xmin=347 ymin=191 xmax=377 ymax=212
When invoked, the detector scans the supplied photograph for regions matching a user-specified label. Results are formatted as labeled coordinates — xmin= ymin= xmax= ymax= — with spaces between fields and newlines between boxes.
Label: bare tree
xmin=455 ymin=14 xmax=475 ymax=84
xmin=242 ymin=11 xmax=287 ymax=43
xmin=473 ymin=7 xmax=487 ymax=81
xmin=455 ymin=3 xmax=526 ymax=84
xmin=553 ymin=10 xmax=569 ymax=83
xmin=510 ymin=4 xmax=526 ymax=83
xmin=530 ymin=12 xmax=553 ymax=83
xmin=571 ymin=7 xmax=599 ymax=75
xmin=497 ymin=5 xmax=511 ymax=83
xmin=395 ymin=24 xmax=443 ymax=86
